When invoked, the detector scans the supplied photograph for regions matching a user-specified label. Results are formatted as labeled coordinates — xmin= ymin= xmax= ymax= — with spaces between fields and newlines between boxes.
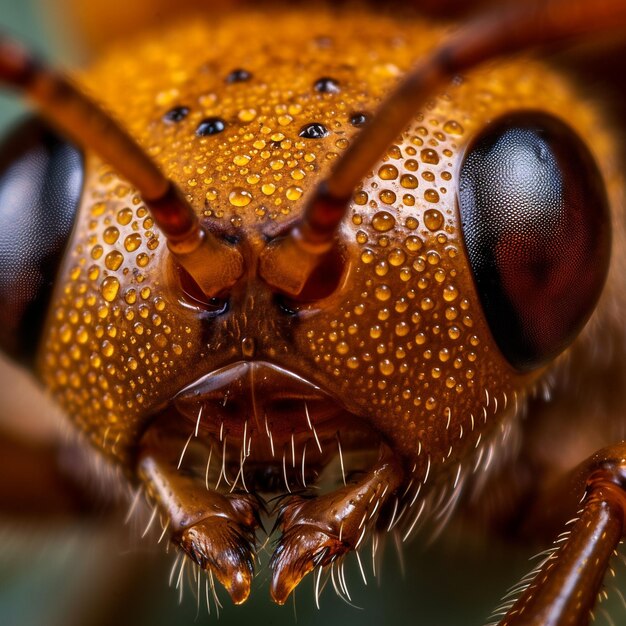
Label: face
xmin=0 ymin=0 xmax=623 ymax=617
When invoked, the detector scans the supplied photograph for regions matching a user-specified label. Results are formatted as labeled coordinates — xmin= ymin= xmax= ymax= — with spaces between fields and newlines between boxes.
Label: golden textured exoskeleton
xmin=2 ymin=1 xmax=626 ymax=622
xmin=41 ymin=11 xmax=596 ymax=458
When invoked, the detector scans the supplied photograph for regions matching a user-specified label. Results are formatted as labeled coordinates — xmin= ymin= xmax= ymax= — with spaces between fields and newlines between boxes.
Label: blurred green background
xmin=0 ymin=2 xmax=624 ymax=626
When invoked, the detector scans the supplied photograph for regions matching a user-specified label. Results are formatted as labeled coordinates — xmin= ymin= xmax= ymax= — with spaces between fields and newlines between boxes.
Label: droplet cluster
xmin=39 ymin=162 xmax=205 ymax=458
xmin=84 ymin=8 xmax=457 ymax=228
xmin=40 ymin=6 xmax=593 ymax=469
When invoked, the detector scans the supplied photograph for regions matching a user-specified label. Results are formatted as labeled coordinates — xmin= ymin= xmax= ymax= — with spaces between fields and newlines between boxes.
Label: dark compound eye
xmin=299 ymin=123 xmax=329 ymax=139
xmin=196 ymin=117 xmax=226 ymax=136
xmin=350 ymin=112 xmax=368 ymax=127
xmin=226 ymin=68 xmax=252 ymax=83
xmin=0 ymin=118 xmax=83 ymax=364
xmin=458 ymin=112 xmax=610 ymax=372
xmin=313 ymin=77 xmax=341 ymax=94
xmin=163 ymin=105 xmax=190 ymax=123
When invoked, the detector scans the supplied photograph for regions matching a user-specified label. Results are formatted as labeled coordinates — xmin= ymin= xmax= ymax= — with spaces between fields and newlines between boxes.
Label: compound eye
xmin=458 ymin=112 xmax=610 ymax=372
xmin=0 ymin=118 xmax=83 ymax=364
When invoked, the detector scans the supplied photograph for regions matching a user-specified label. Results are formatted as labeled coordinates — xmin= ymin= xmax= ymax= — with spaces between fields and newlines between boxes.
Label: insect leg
xmin=493 ymin=443 xmax=626 ymax=626
xmin=0 ymin=428 xmax=101 ymax=517
xmin=269 ymin=443 xmax=403 ymax=605
xmin=137 ymin=425 xmax=262 ymax=605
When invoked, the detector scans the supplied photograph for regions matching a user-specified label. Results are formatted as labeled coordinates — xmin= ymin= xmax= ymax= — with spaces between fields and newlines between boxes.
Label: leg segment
xmin=0 ymin=429 xmax=100 ymax=518
xmin=270 ymin=444 xmax=403 ymax=604
xmin=138 ymin=425 xmax=262 ymax=604
xmin=496 ymin=444 xmax=626 ymax=626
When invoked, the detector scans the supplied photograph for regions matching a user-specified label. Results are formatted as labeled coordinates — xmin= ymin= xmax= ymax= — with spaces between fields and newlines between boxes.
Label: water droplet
xmin=375 ymin=261 xmax=388 ymax=276
xmin=238 ymin=108 xmax=257 ymax=122
xmin=443 ymin=284 xmax=458 ymax=302
xmin=88 ymin=265 xmax=100 ymax=281
xmin=443 ymin=120 xmax=464 ymax=135
xmin=404 ymin=235 xmax=423 ymax=252
xmin=354 ymin=191 xmax=368 ymax=205
xmin=379 ymin=164 xmax=398 ymax=180
xmin=76 ymin=326 xmax=88 ymax=344
xmin=425 ymin=397 xmax=437 ymax=410
xmin=102 ymin=339 xmax=114 ymax=357
xmin=361 ymin=249 xmax=375 ymax=264
xmin=336 ymin=341 xmax=349 ymax=355
xmin=261 ymin=183 xmax=276 ymax=195
xmin=379 ymin=190 xmax=396 ymax=205
xmin=59 ymin=324 xmax=72 ymax=344
xmin=448 ymin=326 xmax=461 ymax=340
xmin=379 ymin=359 xmax=395 ymax=376
xmin=196 ymin=117 xmax=226 ymax=136
xmin=427 ymin=252 xmax=441 ymax=266
xmin=372 ymin=211 xmax=395 ymax=232
xmin=405 ymin=217 xmax=418 ymax=230
xmin=233 ymin=154 xmax=251 ymax=166
xmin=347 ymin=356 xmax=359 ymax=369
xmin=388 ymin=248 xmax=406 ymax=266
xmin=434 ymin=268 xmax=446 ymax=283
xmin=421 ymin=148 xmax=439 ymax=165
xmin=395 ymin=322 xmax=409 ymax=337
xmin=156 ymin=88 xmax=180 ymax=107
xmin=424 ymin=208 xmax=444 ymax=230
xmin=105 ymin=250 xmax=124 ymax=271
xmin=229 ymin=187 xmax=253 ymax=206
xmin=400 ymin=174 xmax=418 ymax=189
xmin=444 ymin=307 xmax=458 ymax=321
xmin=375 ymin=284 xmax=391 ymax=301
xmin=117 ymin=208 xmax=133 ymax=225
xmin=101 ymin=276 xmax=120 ymax=302
xmin=388 ymin=145 xmax=402 ymax=160
xmin=420 ymin=297 xmax=434 ymax=311
xmin=286 ymin=186 xmax=303 ymax=201
xmin=124 ymin=233 xmax=142 ymax=252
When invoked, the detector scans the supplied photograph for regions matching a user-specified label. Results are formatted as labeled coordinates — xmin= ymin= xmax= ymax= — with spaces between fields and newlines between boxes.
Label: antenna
xmin=260 ymin=0 xmax=626 ymax=297
xmin=0 ymin=35 xmax=243 ymax=297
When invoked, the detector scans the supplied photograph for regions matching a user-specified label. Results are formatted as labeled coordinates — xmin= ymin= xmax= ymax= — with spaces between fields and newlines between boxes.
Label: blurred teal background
xmin=0 ymin=2 xmax=624 ymax=626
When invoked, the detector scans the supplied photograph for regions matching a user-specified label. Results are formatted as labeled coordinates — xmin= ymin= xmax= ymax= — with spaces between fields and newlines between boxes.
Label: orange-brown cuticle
xmin=38 ymin=7 xmax=598 ymax=477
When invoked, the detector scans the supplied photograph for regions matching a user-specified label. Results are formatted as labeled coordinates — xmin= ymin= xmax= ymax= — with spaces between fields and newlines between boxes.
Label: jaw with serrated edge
xmin=136 ymin=360 xmax=405 ymax=603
